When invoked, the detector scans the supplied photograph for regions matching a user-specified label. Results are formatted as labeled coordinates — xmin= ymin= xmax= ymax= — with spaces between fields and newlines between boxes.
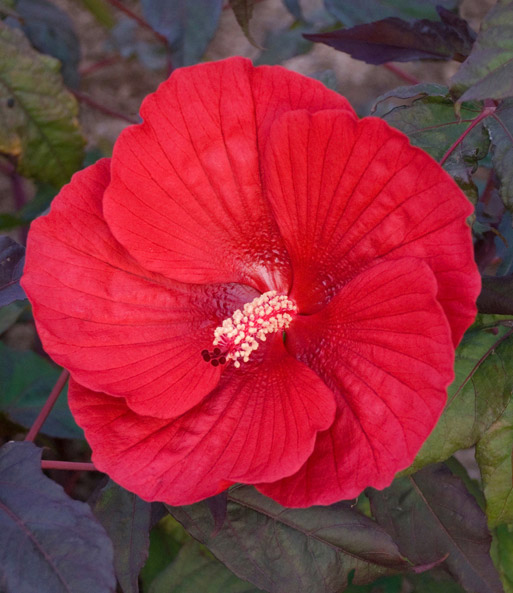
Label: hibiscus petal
xmin=257 ymin=257 xmax=454 ymax=507
xmin=104 ymin=57 xmax=355 ymax=292
xmin=67 ymin=338 xmax=336 ymax=504
xmin=22 ymin=159 xmax=258 ymax=419
xmin=263 ymin=109 xmax=479 ymax=345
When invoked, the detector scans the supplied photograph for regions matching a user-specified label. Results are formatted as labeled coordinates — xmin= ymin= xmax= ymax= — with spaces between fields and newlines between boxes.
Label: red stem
xmin=80 ymin=55 xmax=122 ymax=77
xmin=383 ymin=63 xmax=420 ymax=85
xmin=41 ymin=461 xmax=97 ymax=472
xmin=25 ymin=370 xmax=70 ymax=442
xmin=439 ymin=101 xmax=497 ymax=167
xmin=71 ymin=90 xmax=139 ymax=124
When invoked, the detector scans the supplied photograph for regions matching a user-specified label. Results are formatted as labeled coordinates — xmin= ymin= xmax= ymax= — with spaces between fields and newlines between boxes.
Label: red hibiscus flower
xmin=22 ymin=57 xmax=480 ymax=507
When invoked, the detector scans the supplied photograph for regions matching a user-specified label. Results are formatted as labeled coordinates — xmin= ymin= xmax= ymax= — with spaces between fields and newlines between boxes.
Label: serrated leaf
xmin=484 ymin=99 xmax=513 ymax=209
xmin=0 ymin=235 xmax=25 ymax=305
xmin=149 ymin=540 xmax=264 ymax=593
xmin=476 ymin=396 xmax=513 ymax=527
xmin=168 ymin=486 xmax=409 ymax=593
xmin=368 ymin=464 xmax=503 ymax=593
xmin=382 ymin=94 xmax=490 ymax=198
xmin=93 ymin=480 xmax=151 ymax=593
xmin=492 ymin=525 xmax=513 ymax=593
xmin=478 ymin=275 xmax=513 ymax=315
xmin=305 ymin=9 xmax=474 ymax=65
xmin=0 ymin=23 xmax=85 ymax=186
xmin=451 ymin=0 xmax=513 ymax=102
xmin=0 ymin=441 xmax=116 ymax=593
xmin=323 ymin=0 xmax=458 ymax=27
xmin=0 ymin=342 xmax=83 ymax=439
xmin=405 ymin=317 xmax=513 ymax=473
xmin=140 ymin=0 xmax=223 ymax=68
xmin=12 ymin=0 xmax=81 ymax=87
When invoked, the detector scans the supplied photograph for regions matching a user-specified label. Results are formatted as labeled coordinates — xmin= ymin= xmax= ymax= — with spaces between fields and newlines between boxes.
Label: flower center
xmin=202 ymin=290 xmax=297 ymax=368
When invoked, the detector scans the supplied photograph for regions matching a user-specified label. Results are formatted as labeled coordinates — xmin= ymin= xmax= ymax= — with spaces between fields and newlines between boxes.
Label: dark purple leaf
xmin=0 ymin=235 xmax=26 ymax=305
xmin=93 ymin=480 xmax=152 ymax=593
xmin=368 ymin=464 xmax=503 ymax=593
xmin=204 ymin=490 xmax=228 ymax=537
xmin=477 ymin=275 xmax=513 ymax=315
xmin=305 ymin=8 xmax=475 ymax=64
xmin=168 ymin=486 xmax=409 ymax=593
xmin=0 ymin=441 xmax=115 ymax=593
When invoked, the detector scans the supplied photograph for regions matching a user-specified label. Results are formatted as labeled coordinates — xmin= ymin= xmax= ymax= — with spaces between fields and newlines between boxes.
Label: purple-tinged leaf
xmin=368 ymin=464 xmax=503 ymax=593
xmin=305 ymin=9 xmax=475 ymax=65
xmin=168 ymin=486 xmax=410 ymax=593
xmin=451 ymin=0 xmax=513 ymax=102
xmin=204 ymin=491 xmax=228 ymax=537
xmin=0 ymin=441 xmax=115 ymax=593
xmin=93 ymin=480 xmax=152 ymax=593
xmin=483 ymin=99 xmax=513 ymax=209
xmin=478 ymin=276 xmax=513 ymax=315
xmin=324 ymin=0 xmax=458 ymax=27
xmin=370 ymin=83 xmax=447 ymax=115
xmin=140 ymin=0 xmax=223 ymax=67
xmin=282 ymin=0 xmax=303 ymax=21
xmin=0 ymin=235 xmax=25 ymax=305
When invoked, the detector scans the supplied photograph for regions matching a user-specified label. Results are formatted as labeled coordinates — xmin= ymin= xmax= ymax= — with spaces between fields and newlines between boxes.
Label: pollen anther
xmin=211 ymin=290 xmax=297 ymax=368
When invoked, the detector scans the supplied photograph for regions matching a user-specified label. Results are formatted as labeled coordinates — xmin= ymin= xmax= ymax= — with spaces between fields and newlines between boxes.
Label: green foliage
xmin=93 ymin=480 xmax=152 ymax=593
xmin=451 ymin=0 xmax=513 ymax=102
xmin=229 ymin=0 xmax=259 ymax=47
xmin=323 ymin=0 xmax=459 ymax=27
xmin=0 ymin=441 xmax=115 ymax=593
xmin=406 ymin=316 xmax=513 ymax=474
xmin=0 ymin=23 xmax=85 ymax=186
xmin=492 ymin=524 xmax=513 ymax=593
xmin=369 ymin=464 xmax=503 ymax=593
xmin=476 ymin=395 xmax=513 ymax=527
xmin=484 ymin=99 xmax=513 ymax=208
xmin=168 ymin=487 xmax=409 ymax=593
xmin=0 ymin=342 xmax=82 ymax=439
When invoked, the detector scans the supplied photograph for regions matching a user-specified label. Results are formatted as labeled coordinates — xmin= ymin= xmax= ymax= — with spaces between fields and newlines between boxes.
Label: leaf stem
xmin=104 ymin=0 xmax=168 ymax=46
xmin=382 ymin=63 xmax=420 ymax=85
xmin=25 ymin=369 xmax=69 ymax=442
xmin=80 ymin=55 xmax=122 ymax=77
xmin=41 ymin=460 xmax=97 ymax=472
xmin=439 ymin=100 xmax=496 ymax=167
xmin=70 ymin=90 xmax=139 ymax=124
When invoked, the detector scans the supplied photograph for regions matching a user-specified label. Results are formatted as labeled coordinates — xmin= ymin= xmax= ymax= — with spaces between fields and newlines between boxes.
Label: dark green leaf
xmin=0 ymin=235 xmax=25 ymax=305
xmin=451 ymin=0 xmax=513 ymax=102
xmin=149 ymin=540 xmax=264 ymax=593
xmin=0 ymin=23 xmax=85 ymax=186
xmin=369 ymin=464 xmax=503 ymax=593
xmin=371 ymin=83 xmax=448 ymax=115
xmin=323 ymin=0 xmax=458 ymax=27
xmin=305 ymin=10 xmax=474 ymax=65
xmin=492 ymin=525 xmax=513 ymax=593
xmin=405 ymin=572 xmax=466 ymax=593
xmin=382 ymin=94 xmax=490 ymax=199
xmin=483 ymin=99 xmax=513 ymax=209
xmin=140 ymin=515 xmax=192 ymax=592
xmin=229 ymin=0 xmax=258 ymax=47
xmin=0 ymin=342 xmax=83 ymax=439
xmin=476 ymin=395 xmax=513 ymax=527
xmin=168 ymin=486 xmax=409 ymax=593
xmin=12 ymin=0 xmax=81 ymax=87
xmin=79 ymin=0 xmax=115 ymax=28
xmin=0 ymin=441 xmax=116 ymax=593
xmin=255 ymin=22 xmax=313 ymax=66
xmin=478 ymin=276 xmax=513 ymax=315
xmin=405 ymin=316 xmax=513 ymax=473
xmin=0 ymin=299 xmax=27 ymax=333
xmin=140 ymin=0 xmax=223 ymax=67
xmin=93 ymin=480 xmax=152 ymax=593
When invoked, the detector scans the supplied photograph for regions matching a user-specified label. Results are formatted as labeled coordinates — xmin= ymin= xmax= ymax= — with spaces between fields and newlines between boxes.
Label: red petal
xmin=22 ymin=160 xmax=258 ymax=419
xmin=263 ymin=110 xmax=480 ymax=345
xmin=68 ymin=339 xmax=336 ymax=504
xmin=104 ymin=57 xmax=355 ymax=292
xmin=257 ymin=258 xmax=454 ymax=507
